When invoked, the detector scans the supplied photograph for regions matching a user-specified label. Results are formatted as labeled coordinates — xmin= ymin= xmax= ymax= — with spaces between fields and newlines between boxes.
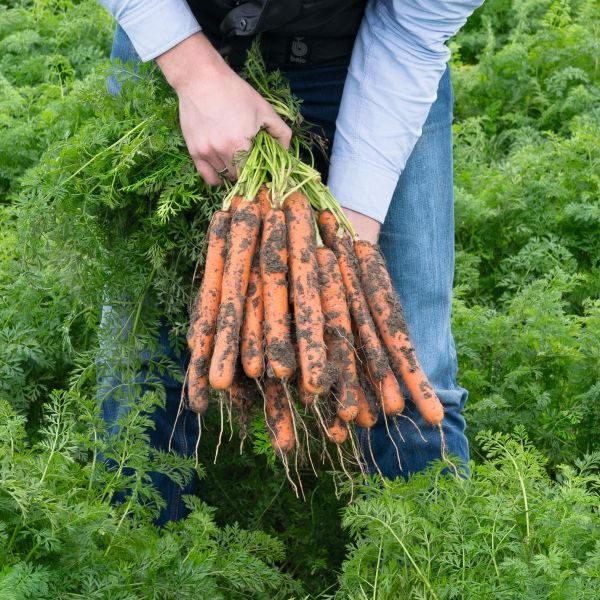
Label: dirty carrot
xmin=354 ymin=240 xmax=444 ymax=426
xmin=316 ymin=246 xmax=359 ymax=421
xmin=327 ymin=415 xmax=349 ymax=444
xmin=366 ymin=366 xmax=405 ymax=417
xmin=240 ymin=252 xmax=264 ymax=378
xmin=264 ymin=376 xmax=296 ymax=454
xmin=284 ymin=192 xmax=328 ymax=394
xmin=187 ymin=210 xmax=231 ymax=413
xmin=209 ymin=200 xmax=261 ymax=390
xmin=261 ymin=207 xmax=297 ymax=379
xmin=354 ymin=383 xmax=379 ymax=428
xmin=257 ymin=184 xmax=273 ymax=218
xmin=230 ymin=194 xmax=243 ymax=214
xmin=297 ymin=372 xmax=315 ymax=407
xmin=318 ymin=210 xmax=389 ymax=382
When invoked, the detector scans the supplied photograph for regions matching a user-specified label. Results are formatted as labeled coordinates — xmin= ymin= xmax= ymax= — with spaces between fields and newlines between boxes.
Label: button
xmin=239 ymin=18 xmax=247 ymax=29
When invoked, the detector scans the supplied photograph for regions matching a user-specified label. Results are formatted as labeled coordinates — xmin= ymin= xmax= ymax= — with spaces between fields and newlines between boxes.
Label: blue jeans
xmin=103 ymin=25 xmax=469 ymax=521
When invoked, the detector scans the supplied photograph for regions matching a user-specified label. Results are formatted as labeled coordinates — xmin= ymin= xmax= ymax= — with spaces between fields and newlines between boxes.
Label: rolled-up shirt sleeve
xmin=98 ymin=0 xmax=201 ymax=61
xmin=328 ymin=0 xmax=484 ymax=223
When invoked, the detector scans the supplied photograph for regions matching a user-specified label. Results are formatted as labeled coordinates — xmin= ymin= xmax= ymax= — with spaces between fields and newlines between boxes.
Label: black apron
xmin=187 ymin=0 xmax=366 ymax=69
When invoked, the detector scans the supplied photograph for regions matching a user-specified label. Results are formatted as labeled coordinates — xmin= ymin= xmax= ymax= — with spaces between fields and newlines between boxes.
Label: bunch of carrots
xmin=179 ymin=48 xmax=446 ymax=488
xmin=184 ymin=124 xmax=445 ymax=487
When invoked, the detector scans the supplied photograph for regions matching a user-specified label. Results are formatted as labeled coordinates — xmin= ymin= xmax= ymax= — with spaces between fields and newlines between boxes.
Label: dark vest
xmin=187 ymin=0 xmax=366 ymax=69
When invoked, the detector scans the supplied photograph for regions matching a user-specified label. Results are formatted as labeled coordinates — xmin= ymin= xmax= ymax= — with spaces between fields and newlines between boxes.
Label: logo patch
xmin=289 ymin=37 xmax=309 ymax=64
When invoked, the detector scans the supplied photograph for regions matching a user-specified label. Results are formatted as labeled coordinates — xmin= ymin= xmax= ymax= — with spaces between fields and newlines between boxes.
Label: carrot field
xmin=1 ymin=0 xmax=599 ymax=598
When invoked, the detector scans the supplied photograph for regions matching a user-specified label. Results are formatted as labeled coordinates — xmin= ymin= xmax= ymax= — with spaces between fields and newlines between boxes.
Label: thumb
xmin=262 ymin=111 xmax=292 ymax=149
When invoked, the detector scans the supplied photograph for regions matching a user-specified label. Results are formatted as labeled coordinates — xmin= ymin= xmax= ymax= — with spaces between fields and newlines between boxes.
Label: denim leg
xmin=100 ymin=26 xmax=199 ymax=525
xmin=362 ymin=67 xmax=470 ymax=479
xmin=107 ymin=24 xmax=141 ymax=95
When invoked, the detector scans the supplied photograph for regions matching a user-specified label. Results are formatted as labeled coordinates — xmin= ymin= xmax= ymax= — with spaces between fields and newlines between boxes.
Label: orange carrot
xmin=209 ymin=200 xmax=261 ymax=390
xmin=297 ymin=372 xmax=315 ymax=407
xmin=230 ymin=365 xmax=257 ymax=411
xmin=284 ymin=193 xmax=328 ymax=394
xmin=257 ymin=185 xmax=273 ymax=218
xmin=261 ymin=208 xmax=297 ymax=379
xmin=354 ymin=240 xmax=444 ymax=426
xmin=317 ymin=246 xmax=359 ymax=421
xmin=365 ymin=366 xmax=405 ymax=417
xmin=230 ymin=194 xmax=243 ymax=214
xmin=327 ymin=415 xmax=348 ymax=444
xmin=187 ymin=210 xmax=231 ymax=413
xmin=240 ymin=252 xmax=264 ymax=378
xmin=354 ymin=384 xmax=379 ymax=428
xmin=265 ymin=376 xmax=295 ymax=454
xmin=318 ymin=211 xmax=389 ymax=382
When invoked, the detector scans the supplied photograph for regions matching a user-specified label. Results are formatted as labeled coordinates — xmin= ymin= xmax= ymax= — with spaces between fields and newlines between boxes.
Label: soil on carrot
xmin=267 ymin=338 xmax=297 ymax=373
xmin=358 ymin=242 xmax=409 ymax=338
xmin=262 ymin=212 xmax=288 ymax=273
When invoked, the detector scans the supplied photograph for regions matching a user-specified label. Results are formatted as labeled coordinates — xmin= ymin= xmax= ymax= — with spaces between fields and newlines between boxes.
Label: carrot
xmin=209 ymin=200 xmax=261 ymax=390
xmin=366 ymin=366 xmax=405 ymax=417
xmin=230 ymin=194 xmax=243 ymax=214
xmin=240 ymin=252 xmax=264 ymax=378
xmin=284 ymin=193 xmax=328 ymax=394
xmin=354 ymin=384 xmax=379 ymax=428
xmin=187 ymin=210 xmax=231 ymax=413
xmin=261 ymin=208 xmax=297 ymax=379
xmin=230 ymin=365 xmax=257 ymax=411
xmin=265 ymin=376 xmax=295 ymax=454
xmin=297 ymin=373 xmax=315 ymax=407
xmin=354 ymin=240 xmax=444 ymax=426
xmin=327 ymin=415 xmax=348 ymax=444
xmin=316 ymin=246 xmax=359 ymax=421
xmin=257 ymin=185 xmax=273 ymax=218
xmin=318 ymin=211 xmax=389 ymax=382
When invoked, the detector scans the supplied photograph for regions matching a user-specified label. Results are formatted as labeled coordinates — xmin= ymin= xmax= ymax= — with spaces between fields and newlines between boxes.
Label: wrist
xmin=342 ymin=207 xmax=381 ymax=244
xmin=155 ymin=32 xmax=227 ymax=91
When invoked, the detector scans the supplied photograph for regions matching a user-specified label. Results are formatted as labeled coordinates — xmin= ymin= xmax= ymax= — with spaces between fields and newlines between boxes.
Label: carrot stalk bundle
xmin=317 ymin=247 xmax=359 ymax=421
xmin=318 ymin=211 xmax=389 ymax=383
xmin=209 ymin=200 xmax=261 ymax=390
xmin=353 ymin=240 xmax=444 ymax=426
xmin=187 ymin=210 xmax=231 ymax=413
xmin=240 ymin=253 xmax=264 ymax=378
xmin=184 ymin=120 xmax=446 ymax=477
xmin=284 ymin=193 xmax=328 ymax=394
xmin=261 ymin=208 xmax=297 ymax=379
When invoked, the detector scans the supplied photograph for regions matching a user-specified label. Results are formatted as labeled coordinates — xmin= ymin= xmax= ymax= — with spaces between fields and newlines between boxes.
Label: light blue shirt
xmin=99 ymin=0 xmax=484 ymax=223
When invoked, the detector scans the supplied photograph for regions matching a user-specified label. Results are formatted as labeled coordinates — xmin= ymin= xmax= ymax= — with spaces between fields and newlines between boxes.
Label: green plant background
xmin=1 ymin=0 xmax=599 ymax=598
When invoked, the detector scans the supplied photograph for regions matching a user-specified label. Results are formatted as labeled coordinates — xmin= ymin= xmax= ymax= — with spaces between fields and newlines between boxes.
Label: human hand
xmin=342 ymin=207 xmax=381 ymax=244
xmin=156 ymin=33 xmax=291 ymax=186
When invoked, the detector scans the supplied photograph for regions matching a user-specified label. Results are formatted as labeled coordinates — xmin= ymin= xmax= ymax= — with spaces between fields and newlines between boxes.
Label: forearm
xmin=328 ymin=0 xmax=484 ymax=227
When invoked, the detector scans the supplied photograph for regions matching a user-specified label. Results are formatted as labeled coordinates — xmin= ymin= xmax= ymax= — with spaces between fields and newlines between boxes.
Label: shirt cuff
xmin=327 ymin=155 xmax=399 ymax=224
xmin=118 ymin=0 xmax=202 ymax=61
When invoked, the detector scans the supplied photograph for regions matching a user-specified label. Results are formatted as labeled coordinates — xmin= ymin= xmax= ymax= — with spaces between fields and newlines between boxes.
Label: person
xmin=98 ymin=0 xmax=484 ymax=524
